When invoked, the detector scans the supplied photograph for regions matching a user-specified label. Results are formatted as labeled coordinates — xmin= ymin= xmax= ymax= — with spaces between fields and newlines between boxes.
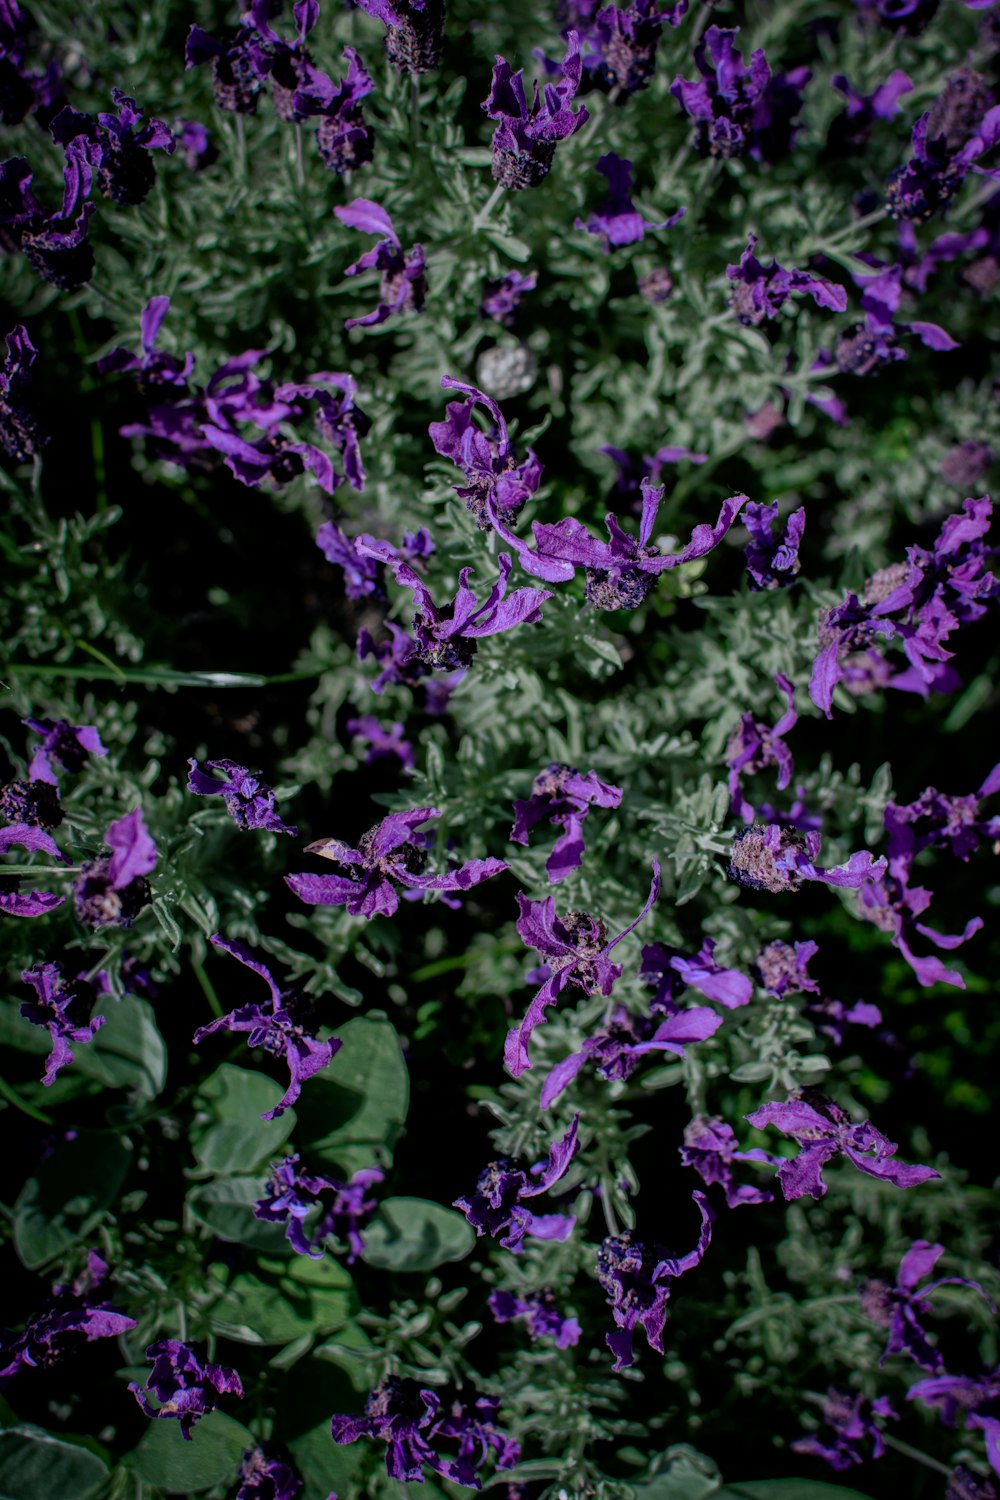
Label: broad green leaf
xmin=288 ymin=1420 xmax=363 ymax=1500
xmin=632 ymin=1444 xmax=721 ymax=1499
xmin=13 ymin=1136 xmax=132 ymax=1270
xmin=208 ymin=1261 xmax=356 ymax=1345
xmin=0 ymin=1425 xmax=108 ymax=1500
xmin=191 ymin=1064 xmax=296 ymax=1174
xmin=0 ymin=1001 xmax=49 ymax=1058
xmin=297 ymin=1015 xmax=409 ymax=1174
xmin=717 ymin=1483 xmax=876 ymax=1500
xmin=186 ymin=1176 xmax=290 ymax=1253
xmin=123 ymin=1411 xmax=252 ymax=1494
xmin=72 ymin=997 xmax=167 ymax=1100
xmin=361 ymin=1196 xmax=475 ymax=1272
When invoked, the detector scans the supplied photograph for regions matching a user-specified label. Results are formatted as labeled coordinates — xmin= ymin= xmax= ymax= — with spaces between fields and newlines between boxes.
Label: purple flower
xmin=331 ymin=1376 xmax=519 ymax=1487
xmin=241 ymin=0 xmax=322 ymax=123
xmin=575 ymin=153 xmax=683 ymax=252
xmin=0 ymin=0 xmax=64 ymax=127
xmin=540 ymin=1000 xmax=722 ymax=1109
xmin=129 ymin=1340 xmax=243 ymax=1441
xmin=193 ymin=935 xmax=339 ymax=1118
xmin=253 ymin=1154 xmax=383 ymax=1260
xmin=334 ymin=198 xmax=426 ymax=331
xmin=185 ymin=23 xmax=271 ymax=114
xmin=0 ymin=1251 xmax=135 ymax=1378
xmin=909 ymin=1370 xmax=1000 ymax=1479
xmin=792 ymin=1390 xmax=898 ymax=1471
xmin=483 ymin=32 xmax=588 ymax=190
xmin=887 ymin=86 xmax=1000 ymax=223
xmin=745 ymin=1093 xmax=939 ymax=1200
xmin=670 ymin=26 xmax=770 ymax=159
xmin=50 ymin=89 xmax=174 ymax=206
xmin=352 ymin=0 xmax=446 ymax=75
xmin=728 ymin=823 xmax=885 ymax=895
xmin=753 ymin=939 xmax=821 ymax=998
xmin=488 ymin=1288 xmax=580 ymax=1347
xmin=73 ymin=808 xmax=156 ymax=929
xmin=273 ymin=372 xmax=368 ymax=490
xmin=294 ymin=45 xmax=374 ymax=174
xmin=429 ymin=378 xmax=543 ymax=530
xmin=482 ymin=270 xmax=536 ymax=326
xmin=20 ymin=962 xmax=106 ymax=1085
xmin=1 ymin=323 xmax=46 ymax=461
xmin=575 ymin=0 xmax=683 ymax=98
xmin=828 ymin=70 xmax=913 ymax=152
xmin=1 ymin=152 xmax=95 ymax=289
xmin=186 ymin=758 xmax=298 ymax=836
xmin=235 ymin=1447 xmax=301 ymax=1500
xmin=946 ymin=1467 xmax=997 ymax=1500
xmin=0 ymin=822 xmax=68 ymax=918
xmin=97 ymin=295 xmax=195 ymax=389
xmin=175 ymin=119 xmax=213 ymax=170
xmin=889 ymin=763 xmax=1000 ymax=861
xmin=597 ymin=1191 xmax=713 ymax=1370
xmin=510 ymin=763 xmax=622 ymax=883
xmin=23 ymin=715 xmax=106 ymax=785
xmin=726 ymin=234 xmax=847 ymax=324
xmin=454 ymin=1114 xmax=580 ymax=1252
xmin=743 ymin=501 xmax=805 ymax=590
xmin=639 ymin=938 xmax=752 ymax=1010
xmin=287 ymin=807 xmax=507 ymax=920
xmin=726 ymin=674 xmax=798 ymax=823
xmin=346 ymin=716 xmax=415 ymax=772
xmin=504 ymin=862 xmax=659 ymax=1076
xmin=0 ymin=778 xmax=62 ymax=830
xmin=679 ymin=1116 xmax=776 ymax=1208
xmin=861 ymin=1240 xmax=992 ymax=1371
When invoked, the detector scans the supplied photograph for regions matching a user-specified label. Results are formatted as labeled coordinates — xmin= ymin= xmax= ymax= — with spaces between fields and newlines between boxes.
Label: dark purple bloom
xmin=679 ymin=1116 xmax=776 ymax=1208
xmin=0 ymin=1251 xmax=134 ymax=1378
xmin=488 ymin=1288 xmax=580 ymax=1347
xmin=726 ymin=235 xmax=847 ymax=324
xmin=861 ymin=1240 xmax=992 ymax=1371
xmin=235 ymin=1447 xmax=301 ymax=1500
xmin=129 ymin=1340 xmax=243 ymax=1441
xmin=889 ymin=763 xmax=1000 ymax=861
xmin=187 ymin=758 xmax=297 ymax=836
xmin=754 ymin=938 xmax=821 ymax=998
xmin=334 ymin=198 xmax=425 ymax=331
xmin=1 ymin=323 xmax=46 ymax=461
xmin=287 ymin=806 xmax=507 ymax=920
xmin=242 ymin=0 xmax=321 ymax=123
xmin=0 ymin=778 xmax=62 ymax=829
xmin=175 ymin=119 xmax=213 ymax=170
xmin=24 ymin=716 xmax=106 ymax=785
xmin=454 ymin=1115 xmax=580 ymax=1252
xmin=347 ymin=716 xmax=415 ymax=772
xmin=0 ymin=822 xmax=68 ymax=918
xmin=194 ymin=935 xmax=338 ymax=1118
xmin=575 ymin=152 xmax=683 ymax=252
xmin=483 ymin=33 xmax=588 ymax=190
xmin=185 ymin=23 xmax=271 ymax=114
xmin=20 ymin=962 xmax=106 ymax=1085
xmin=429 ymin=378 xmax=543 ymax=530
xmin=909 ymin=1370 xmax=1000 ymax=1479
xmin=511 ymin=762 xmax=622 ymax=883
xmin=253 ymin=1154 xmax=383 ymax=1260
xmin=752 ymin=66 xmax=811 ymax=164
xmin=316 ymin=521 xmax=381 ymax=597
xmin=73 ymin=808 xmax=156 ymax=929
xmin=273 ymin=373 xmax=368 ymax=490
xmin=828 ymin=69 xmax=913 ymax=153
xmin=640 ymin=938 xmax=752 ymax=1010
xmin=598 ymin=1191 xmax=713 ymax=1370
xmin=858 ymin=864 xmax=983 ymax=990
xmin=482 ymin=270 xmax=536 ymax=326
xmin=0 ymin=152 xmax=95 ymax=289
xmin=670 ymin=26 xmax=770 ymax=160
xmin=726 ymin=673 xmax=798 ymax=823
xmin=540 ymin=1000 xmax=721 ymax=1109
xmin=576 ymin=0 xmax=683 ymax=97
xmin=0 ymin=0 xmax=64 ymax=127
xmin=50 ymin=89 xmax=174 ymax=206
xmin=743 ymin=501 xmax=805 ymax=590
xmin=745 ymin=1093 xmax=939 ymax=1200
xmin=792 ymin=1390 xmax=898 ymax=1471
xmin=97 ymin=295 xmax=195 ymax=389
xmin=728 ymin=823 xmax=885 ymax=895
xmin=294 ymin=45 xmax=374 ymax=174
xmin=331 ymin=1375 xmax=519 ymax=1487
xmin=887 ymin=87 xmax=1000 ymax=224
xmin=505 ymin=863 xmax=659 ymax=1076
xmin=946 ymin=1467 xmax=997 ymax=1500
xmin=352 ymin=0 xmax=445 ymax=75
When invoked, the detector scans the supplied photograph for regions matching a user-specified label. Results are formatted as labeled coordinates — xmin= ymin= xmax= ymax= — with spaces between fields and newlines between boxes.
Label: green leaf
xmin=717 ymin=1483 xmax=876 ymax=1500
xmin=123 ymin=1411 xmax=253 ymax=1494
xmin=72 ymin=997 xmax=167 ymax=1100
xmin=0 ymin=1426 xmax=108 ymax=1500
xmin=297 ymin=1015 xmax=409 ymax=1174
xmin=190 ymin=1064 xmax=296 ymax=1174
xmin=481 ymin=227 xmax=531 ymax=262
xmin=208 ymin=1261 xmax=356 ymax=1345
xmin=361 ymin=1196 xmax=476 ymax=1272
xmin=13 ymin=1135 xmax=132 ymax=1270
xmin=632 ymin=1444 xmax=721 ymax=1499
xmin=288 ymin=1420 xmax=364 ymax=1500
xmin=186 ymin=1176 xmax=290 ymax=1253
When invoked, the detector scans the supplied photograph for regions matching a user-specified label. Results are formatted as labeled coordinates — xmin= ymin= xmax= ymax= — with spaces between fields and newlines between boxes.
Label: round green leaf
xmin=13 ymin=1135 xmax=132 ymax=1270
xmin=0 ymin=1426 xmax=108 ymax=1500
xmin=361 ymin=1196 xmax=475 ymax=1272
xmin=297 ymin=1015 xmax=409 ymax=1175
xmin=191 ymin=1064 xmax=296 ymax=1174
xmin=208 ymin=1262 xmax=356 ymax=1345
xmin=186 ymin=1176 xmax=290 ymax=1253
xmin=72 ymin=996 xmax=167 ymax=1100
xmin=123 ymin=1411 xmax=253 ymax=1494
xmin=288 ymin=1420 xmax=363 ymax=1500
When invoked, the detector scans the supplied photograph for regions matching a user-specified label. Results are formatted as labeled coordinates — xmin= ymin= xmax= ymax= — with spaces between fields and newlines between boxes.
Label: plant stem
xmin=410 ymin=72 xmax=421 ymax=147
xmin=192 ymin=958 xmax=224 ymax=1020
xmin=0 ymin=1074 xmax=55 ymax=1125
xmin=474 ymin=182 xmax=506 ymax=231
xmin=883 ymin=1433 xmax=951 ymax=1476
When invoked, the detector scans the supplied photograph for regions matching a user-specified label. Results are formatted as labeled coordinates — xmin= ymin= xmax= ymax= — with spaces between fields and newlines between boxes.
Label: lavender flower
xmin=185 ymin=22 xmax=270 ymax=114
xmin=429 ymin=378 xmax=543 ymax=530
xmin=186 ymin=758 xmax=297 ymax=835
xmin=334 ymin=198 xmax=425 ymax=331
xmin=242 ymin=0 xmax=320 ymax=122
xmin=726 ymin=674 xmax=798 ymax=822
xmin=889 ymin=764 xmax=1000 ymax=861
xmin=295 ymin=46 xmax=374 ymax=175
xmin=670 ymin=26 xmax=770 ymax=159
xmin=193 ymin=935 xmax=339 ymax=1118
xmin=288 ymin=808 xmax=506 ymax=919
xmin=886 ymin=89 xmax=1000 ymax=224
xmin=754 ymin=938 xmax=821 ymax=998
xmin=20 ymin=962 xmax=106 ymax=1085
xmin=488 ymin=1288 xmax=580 ymax=1347
xmin=97 ymin=295 xmax=194 ymax=389
xmin=727 ymin=823 xmax=885 ymax=895
xmin=726 ymin=235 xmax=847 ymax=324
xmin=828 ymin=69 xmax=913 ymax=153
xmin=792 ymin=1390 xmax=898 ymax=1471
xmin=254 ymin=1154 xmax=383 ymax=1260
xmin=454 ymin=1115 xmax=580 ymax=1251
xmin=0 ymin=1251 xmax=135 ymax=1378
xmin=129 ymin=1340 xmax=243 ymax=1441
xmin=511 ymin=763 xmax=622 ymax=883
xmin=50 ymin=89 xmax=174 ymax=206
xmin=24 ymin=715 xmax=106 ymax=784
xmin=640 ymin=938 xmax=753 ymax=1009
xmin=575 ymin=153 xmax=683 ymax=252
xmin=73 ymin=808 xmax=156 ymax=929
xmin=0 ymin=822 xmax=68 ymax=917
xmin=346 ymin=716 xmax=415 ymax=772
xmin=482 ymin=270 xmax=536 ymax=326
xmin=743 ymin=501 xmax=805 ymax=590
xmin=0 ymin=778 xmax=62 ymax=829
xmin=576 ymin=0 xmax=682 ymax=97
xmin=504 ymin=862 xmax=659 ymax=1076
xmin=598 ymin=1191 xmax=713 ymax=1370
xmin=909 ymin=1370 xmax=1000 ymax=1479
xmin=679 ymin=1117 xmax=775 ymax=1208
xmin=861 ymin=1240 xmax=992 ymax=1371
xmin=1 ymin=323 xmax=46 ymax=461
xmin=235 ymin=1447 xmax=301 ymax=1500
xmin=352 ymin=0 xmax=446 ymax=75
xmin=1 ymin=152 xmax=95 ymax=289
xmin=483 ymin=33 xmax=588 ymax=190
xmin=540 ymin=1000 xmax=721 ymax=1109
xmin=745 ymin=1093 xmax=939 ymax=1200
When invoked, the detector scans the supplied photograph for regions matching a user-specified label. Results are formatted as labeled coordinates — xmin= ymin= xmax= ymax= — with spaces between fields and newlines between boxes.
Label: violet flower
xmin=889 ymin=763 xmax=1000 ymax=861
xmin=242 ymin=0 xmax=320 ymax=122
xmin=483 ymin=32 xmax=588 ymax=190
xmin=50 ymin=89 xmax=174 ymax=206
xmin=679 ymin=1116 xmax=776 ymax=1208
xmin=908 ymin=1370 xmax=1000 ymax=1480
xmin=510 ymin=762 xmax=622 ymax=883
xmin=575 ymin=153 xmax=683 ymax=252
xmin=743 ymin=501 xmax=805 ymax=590
xmin=273 ymin=373 xmax=368 ymax=491
xmin=828 ymin=69 xmax=913 ymax=153
xmin=0 ymin=0 xmax=64 ymax=127
xmin=287 ymin=806 xmax=507 ymax=920
xmin=745 ymin=1093 xmax=939 ymax=1200
xmin=235 ymin=1447 xmax=302 ymax=1500
xmin=1 ymin=324 xmax=46 ymax=461
xmin=504 ymin=862 xmax=659 ymax=1076
xmin=187 ymin=758 xmax=298 ymax=835
xmin=792 ymin=1390 xmax=898 ymax=1471
xmin=754 ymin=938 xmax=821 ymax=998
xmin=295 ymin=45 xmax=374 ymax=173
xmin=598 ymin=1190 xmax=713 ymax=1370
xmin=540 ymin=1000 xmax=722 ymax=1109
xmin=670 ymin=26 xmax=770 ymax=159
xmin=254 ymin=1154 xmax=383 ymax=1260
xmin=861 ymin=1240 xmax=993 ymax=1371
xmin=334 ymin=198 xmax=425 ymax=331
xmin=185 ymin=22 xmax=271 ymax=114
xmin=488 ymin=1288 xmax=580 ymax=1347
xmin=726 ymin=235 xmax=847 ymax=324
xmin=429 ymin=377 xmax=543 ymax=530
xmin=640 ymin=937 xmax=753 ymax=1010
xmin=347 ymin=716 xmax=415 ymax=772
xmin=0 ymin=1251 xmax=135 ymax=1378
xmin=727 ymin=823 xmax=885 ymax=895
xmin=727 ymin=673 xmax=798 ymax=822
xmin=0 ymin=822 xmax=68 ymax=917
xmin=482 ymin=270 xmax=536 ymax=326
xmin=0 ymin=778 xmax=62 ymax=829
xmin=20 ymin=962 xmax=106 ymax=1085
xmin=23 ymin=715 xmax=107 ymax=784
xmin=1 ymin=152 xmax=95 ymax=290
xmin=129 ymin=1340 xmax=243 ymax=1441
xmin=352 ymin=0 xmax=446 ymax=76
xmin=73 ymin=808 xmax=156 ymax=929
xmin=97 ymin=295 xmax=195 ymax=389
xmin=331 ymin=1376 xmax=519 ymax=1487
xmin=454 ymin=1115 xmax=580 ymax=1252
xmin=887 ymin=82 xmax=1000 ymax=224
xmin=576 ymin=0 xmax=684 ymax=98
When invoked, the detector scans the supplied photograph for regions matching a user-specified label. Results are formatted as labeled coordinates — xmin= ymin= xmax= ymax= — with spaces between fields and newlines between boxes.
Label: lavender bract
xmin=488 ymin=1288 xmax=581 ymax=1347
xmin=679 ymin=1116 xmax=775 ymax=1208
xmin=73 ymin=807 xmax=156 ymax=929
xmin=129 ymin=1340 xmax=244 ymax=1441
xmin=0 ymin=821 xmax=68 ymax=918
xmin=598 ymin=1190 xmax=713 ymax=1370
xmin=24 ymin=715 xmax=106 ymax=784
xmin=726 ymin=235 xmax=848 ymax=324
xmin=235 ymin=1447 xmax=302 ymax=1500
xmin=429 ymin=378 xmax=543 ymax=530
xmin=575 ymin=153 xmax=682 ymax=252
xmin=670 ymin=26 xmax=770 ymax=159
xmin=20 ymin=962 xmax=106 ymax=1085
xmin=454 ymin=1114 xmax=580 ymax=1251
xmin=861 ymin=1239 xmax=992 ymax=1371
xmin=254 ymin=1154 xmax=384 ymax=1260
xmin=50 ymin=89 xmax=174 ymax=206
xmin=727 ymin=823 xmax=885 ymax=895
xmin=726 ymin=674 xmax=797 ymax=822
xmin=186 ymin=758 xmax=298 ymax=836
xmin=483 ymin=33 xmax=588 ymax=190
xmin=510 ymin=762 xmax=622 ymax=883
xmin=334 ymin=198 xmax=426 ymax=330
xmin=0 ymin=1251 xmax=134 ymax=1378
xmin=743 ymin=500 xmax=805 ymax=589
xmin=792 ymin=1390 xmax=898 ymax=1471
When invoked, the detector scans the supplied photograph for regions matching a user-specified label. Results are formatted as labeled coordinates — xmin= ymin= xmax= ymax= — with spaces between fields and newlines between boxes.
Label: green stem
xmin=410 ymin=72 xmax=421 ymax=147
xmin=192 ymin=958 xmax=224 ymax=1020
xmin=0 ymin=864 xmax=82 ymax=875
xmin=2 ymin=662 xmax=320 ymax=688
xmin=474 ymin=182 xmax=506 ymax=231
xmin=0 ymin=1074 xmax=55 ymax=1125
xmin=882 ymin=1434 xmax=951 ymax=1477
xmin=805 ymin=206 xmax=887 ymax=256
